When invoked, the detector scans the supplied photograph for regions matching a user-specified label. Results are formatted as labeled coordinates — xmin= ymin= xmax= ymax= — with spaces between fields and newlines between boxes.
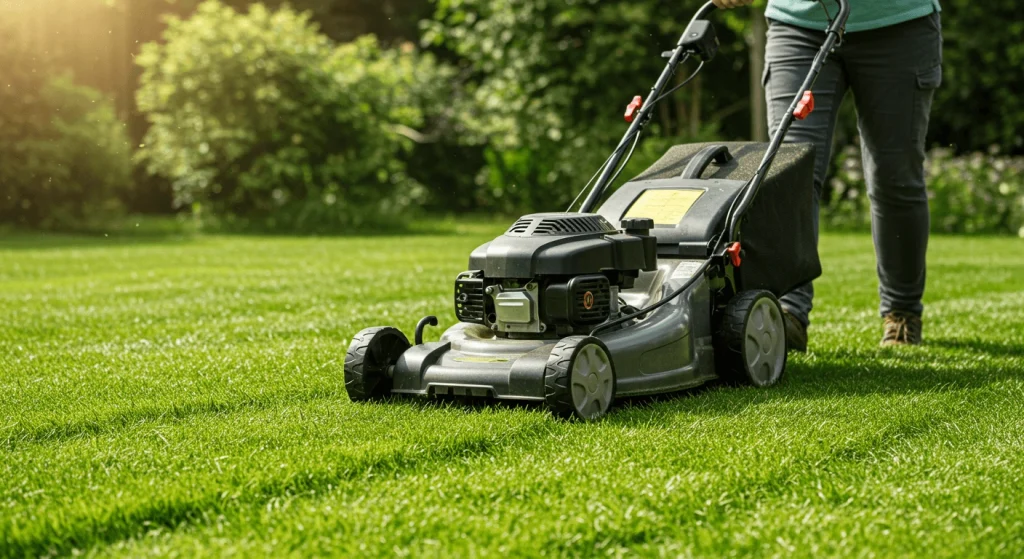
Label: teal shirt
xmin=765 ymin=0 xmax=941 ymax=32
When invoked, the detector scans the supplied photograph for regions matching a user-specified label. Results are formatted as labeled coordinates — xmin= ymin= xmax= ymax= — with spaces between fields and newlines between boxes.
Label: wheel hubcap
xmin=744 ymin=298 xmax=786 ymax=385
xmin=570 ymin=344 xmax=613 ymax=419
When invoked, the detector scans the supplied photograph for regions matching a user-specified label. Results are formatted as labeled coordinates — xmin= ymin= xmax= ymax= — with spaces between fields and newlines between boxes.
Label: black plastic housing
xmin=598 ymin=141 xmax=821 ymax=297
xmin=543 ymin=275 xmax=612 ymax=326
xmin=467 ymin=213 xmax=657 ymax=279
xmin=680 ymin=20 xmax=719 ymax=61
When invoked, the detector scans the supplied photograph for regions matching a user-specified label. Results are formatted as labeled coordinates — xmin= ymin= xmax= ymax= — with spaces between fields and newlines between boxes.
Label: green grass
xmin=2 ymin=226 xmax=1023 ymax=558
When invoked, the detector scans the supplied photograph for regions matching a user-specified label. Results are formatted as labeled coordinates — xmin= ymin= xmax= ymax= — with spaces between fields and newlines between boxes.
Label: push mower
xmin=345 ymin=0 xmax=850 ymax=420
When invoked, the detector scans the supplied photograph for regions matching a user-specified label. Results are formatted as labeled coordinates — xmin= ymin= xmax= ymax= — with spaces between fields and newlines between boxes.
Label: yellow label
xmin=623 ymin=189 xmax=704 ymax=225
xmin=452 ymin=356 xmax=511 ymax=363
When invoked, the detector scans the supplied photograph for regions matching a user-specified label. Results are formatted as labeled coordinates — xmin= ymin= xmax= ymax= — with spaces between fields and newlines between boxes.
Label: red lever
xmin=793 ymin=90 xmax=815 ymax=120
xmin=726 ymin=242 xmax=742 ymax=267
xmin=624 ymin=95 xmax=643 ymax=123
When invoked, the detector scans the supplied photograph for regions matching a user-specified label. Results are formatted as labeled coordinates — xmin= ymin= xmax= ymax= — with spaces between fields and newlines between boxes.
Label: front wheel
xmin=715 ymin=290 xmax=787 ymax=387
xmin=344 ymin=327 xmax=410 ymax=401
xmin=544 ymin=336 xmax=616 ymax=421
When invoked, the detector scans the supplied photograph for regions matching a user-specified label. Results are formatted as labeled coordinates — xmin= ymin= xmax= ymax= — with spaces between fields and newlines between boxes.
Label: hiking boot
xmin=782 ymin=310 xmax=808 ymax=353
xmin=881 ymin=311 xmax=922 ymax=347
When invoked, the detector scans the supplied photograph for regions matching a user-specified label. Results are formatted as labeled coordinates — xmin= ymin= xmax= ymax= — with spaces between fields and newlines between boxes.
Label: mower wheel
xmin=344 ymin=327 xmax=410 ymax=402
xmin=544 ymin=336 xmax=616 ymax=421
xmin=715 ymin=290 xmax=787 ymax=387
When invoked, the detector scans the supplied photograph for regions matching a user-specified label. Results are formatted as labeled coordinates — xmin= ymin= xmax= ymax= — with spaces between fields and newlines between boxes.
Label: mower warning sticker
xmin=623 ymin=189 xmax=704 ymax=225
xmin=671 ymin=260 xmax=705 ymax=281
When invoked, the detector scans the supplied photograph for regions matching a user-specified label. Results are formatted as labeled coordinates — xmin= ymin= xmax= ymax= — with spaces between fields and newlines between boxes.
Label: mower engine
xmin=454 ymin=213 xmax=657 ymax=338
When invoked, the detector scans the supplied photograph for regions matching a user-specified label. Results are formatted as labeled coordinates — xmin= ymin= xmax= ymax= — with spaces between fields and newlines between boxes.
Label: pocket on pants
xmin=916 ymin=63 xmax=942 ymax=90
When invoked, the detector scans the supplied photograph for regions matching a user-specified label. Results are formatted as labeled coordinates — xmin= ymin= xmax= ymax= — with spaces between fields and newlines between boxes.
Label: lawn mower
xmin=345 ymin=0 xmax=850 ymax=420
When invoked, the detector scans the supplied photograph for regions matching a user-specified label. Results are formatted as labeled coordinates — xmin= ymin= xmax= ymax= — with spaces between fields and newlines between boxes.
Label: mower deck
xmin=390 ymin=260 xmax=718 ymax=402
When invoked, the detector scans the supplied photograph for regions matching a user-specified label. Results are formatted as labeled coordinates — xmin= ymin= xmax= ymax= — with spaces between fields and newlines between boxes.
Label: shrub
xmin=824 ymin=143 xmax=1024 ymax=236
xmin=0 ymin=40 xmax=133 ymax=230
xmin=135 ymin=0 xmax=453 ymax=232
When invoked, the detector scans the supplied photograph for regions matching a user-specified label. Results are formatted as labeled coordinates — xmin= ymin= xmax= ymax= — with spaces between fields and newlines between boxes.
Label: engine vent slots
xmin=507 ymin=218 xmax=532 ymax=235
xmin=505 ymin=214 xmax=616 ymax=237
xmin=455 ymin=275 xmax=486 ymax=323
xmin=572 ymin=276 xmax=612 ymax=323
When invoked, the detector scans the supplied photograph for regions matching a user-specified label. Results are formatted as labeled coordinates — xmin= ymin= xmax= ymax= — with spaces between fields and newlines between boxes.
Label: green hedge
xmin=825 ymin=145 xmax=1024 ymax=236
xmin=0 ymin=40 xmax=133 ymax=230
xmin=135 ymin=1 xmax=454 ymax=232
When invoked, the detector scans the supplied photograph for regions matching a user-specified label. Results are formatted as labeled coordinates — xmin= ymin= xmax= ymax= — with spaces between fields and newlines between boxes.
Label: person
xmin=712 ymin=0 xmax=943 ymax=350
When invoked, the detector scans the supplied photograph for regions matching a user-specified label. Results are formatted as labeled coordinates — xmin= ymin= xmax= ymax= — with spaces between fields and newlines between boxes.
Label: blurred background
xmin=0 ymin=0 xmax=1021 ymax=235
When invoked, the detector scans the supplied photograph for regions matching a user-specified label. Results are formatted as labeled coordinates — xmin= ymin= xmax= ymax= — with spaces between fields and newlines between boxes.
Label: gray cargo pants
xmin=763 ymin=11 xmax=943 ymax=326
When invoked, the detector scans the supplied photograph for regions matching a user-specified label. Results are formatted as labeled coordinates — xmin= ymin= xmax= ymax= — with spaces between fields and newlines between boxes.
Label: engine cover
xmin=467 ymin=213 xmax=656 ymax=278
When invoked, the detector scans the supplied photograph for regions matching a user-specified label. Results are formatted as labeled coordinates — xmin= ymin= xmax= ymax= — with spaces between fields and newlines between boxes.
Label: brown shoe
xmin=881 ymin=312 xmax=922 ymax=347
xmin=782 ymin=310 xmax=808 ymax=353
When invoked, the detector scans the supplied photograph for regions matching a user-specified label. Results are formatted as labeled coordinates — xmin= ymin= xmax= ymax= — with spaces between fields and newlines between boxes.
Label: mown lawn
xmin=1 ymin=225 xmax=1022 ymax=558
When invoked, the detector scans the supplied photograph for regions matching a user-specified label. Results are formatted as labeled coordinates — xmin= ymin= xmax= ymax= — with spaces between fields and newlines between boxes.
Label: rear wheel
xmin=544 ymin=336 xmax=616 ymax=420
xmin=715 ymin=290 xmax=787 ymax=387
xmin=344 ymin=327 xmax=410 ymax=401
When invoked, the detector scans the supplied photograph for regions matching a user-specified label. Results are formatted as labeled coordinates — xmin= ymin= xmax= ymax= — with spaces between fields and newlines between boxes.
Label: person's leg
xmin=763 ymin=19 xmax=847 ymax=337
xmin=843 ymin=11 xmax=942 ymax=342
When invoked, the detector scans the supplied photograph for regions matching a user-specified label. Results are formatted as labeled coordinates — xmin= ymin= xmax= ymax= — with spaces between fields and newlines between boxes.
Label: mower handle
xmin=680 ymin=144 xmax=734 ymax=179
xmin=723 ymin=0 xmax=848 ymax=244
xmin=692 ymin=0 xmax=718 ymax=20
xmin=578 ymin=0 xmax=850 ymax=216
xmin=577 ymin=1 xmax=720 ymax=214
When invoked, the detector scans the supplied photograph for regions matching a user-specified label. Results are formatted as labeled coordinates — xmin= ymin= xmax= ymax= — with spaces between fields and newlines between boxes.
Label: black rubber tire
xmin=344 ymin=327 xmax=410 ymax=402
xmin=715 ymin=290 xmax=788 ymax=387
xmin=543 ymin=336 xmax=616 ymax=421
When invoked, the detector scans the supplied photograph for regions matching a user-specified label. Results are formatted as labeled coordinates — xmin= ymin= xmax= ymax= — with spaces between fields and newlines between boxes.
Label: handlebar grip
xmin=680 ymin=145 xmax=734 ymax=179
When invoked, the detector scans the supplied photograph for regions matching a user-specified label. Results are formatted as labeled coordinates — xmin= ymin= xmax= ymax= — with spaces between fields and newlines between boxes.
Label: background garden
xmin=1 ymin=0 xmax=1023 ymax=235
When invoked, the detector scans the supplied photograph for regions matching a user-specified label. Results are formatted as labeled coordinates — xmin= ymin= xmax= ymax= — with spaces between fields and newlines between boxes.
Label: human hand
xmin=711 ymin=0 xmax=755 ymax=8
